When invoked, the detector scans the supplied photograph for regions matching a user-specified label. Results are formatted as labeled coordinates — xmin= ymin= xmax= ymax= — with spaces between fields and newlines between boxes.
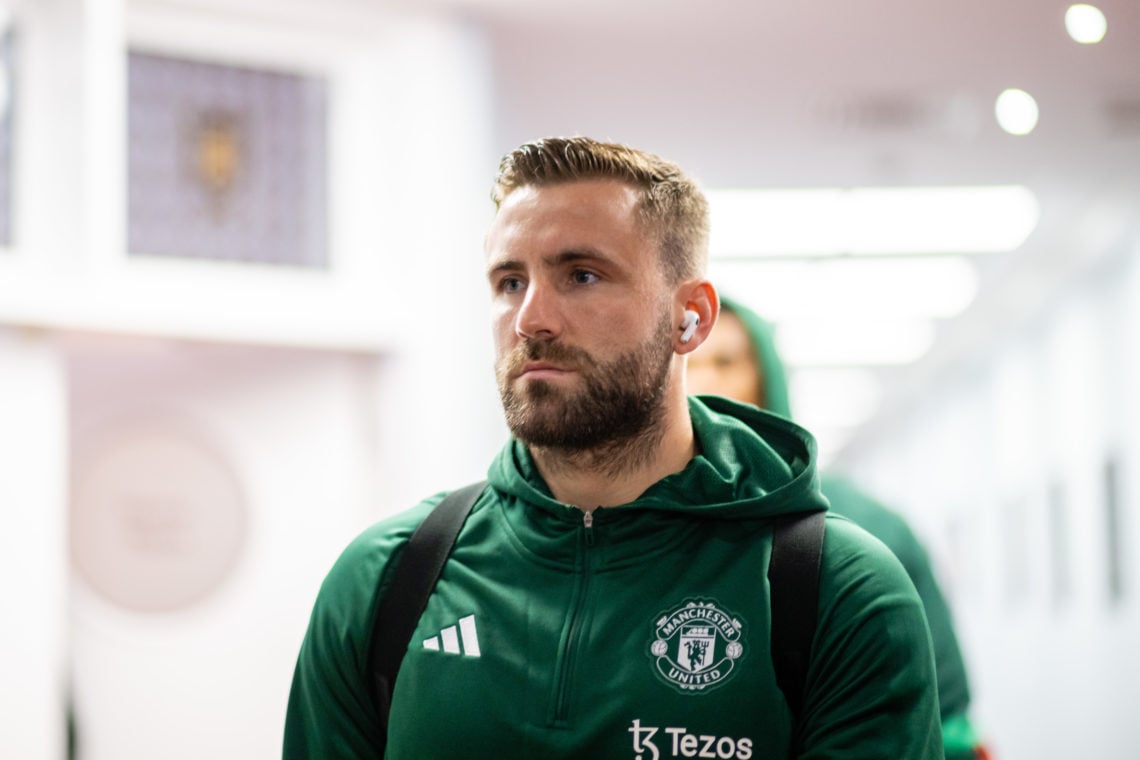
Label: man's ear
xmin=673 ymin=280 xmax=719 ymax=355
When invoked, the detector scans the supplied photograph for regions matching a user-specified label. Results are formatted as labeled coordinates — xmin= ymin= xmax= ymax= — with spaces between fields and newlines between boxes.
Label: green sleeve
xmin=283 ymin=500 xmax=437 ymax=759
xmin=892 ymin=523 xmax=971 ymax=711
xmin=797 ymin=516 xmax=943 ymax=759
xmin=821 ymin=474 xmax=975 ymax=743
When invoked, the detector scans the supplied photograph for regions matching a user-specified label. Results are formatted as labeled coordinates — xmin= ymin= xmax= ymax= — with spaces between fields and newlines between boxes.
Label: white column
xmin=366 ymin=16 xmax=504 ymax=516
xmin=0 ymin=329 xmax=68 ymax=759
xmin=82 ymin=0 xmax=128 ymax=268
xmin=16 ymin=0 xmax=125 ymax=270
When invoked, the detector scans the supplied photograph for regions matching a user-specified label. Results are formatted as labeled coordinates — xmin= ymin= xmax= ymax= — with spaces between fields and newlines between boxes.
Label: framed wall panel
xmin=127 ymin=52 xmax=328 ymax=268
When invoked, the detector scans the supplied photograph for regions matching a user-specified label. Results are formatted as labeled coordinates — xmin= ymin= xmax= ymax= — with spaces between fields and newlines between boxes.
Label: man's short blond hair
xmin=491 ymin=137 xmax=709 ymax=284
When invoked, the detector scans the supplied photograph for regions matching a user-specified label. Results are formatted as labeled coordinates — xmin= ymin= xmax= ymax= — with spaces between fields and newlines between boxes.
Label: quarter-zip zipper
xmin=582 ymin=508 xmax=595 ymax=544
xmin=548 ymin=508 xmax=596 ymax=726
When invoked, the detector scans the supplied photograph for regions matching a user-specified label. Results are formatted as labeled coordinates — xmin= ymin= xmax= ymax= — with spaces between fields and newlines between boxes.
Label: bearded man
xmin=285 ymin=137 xmax=942 ymax=759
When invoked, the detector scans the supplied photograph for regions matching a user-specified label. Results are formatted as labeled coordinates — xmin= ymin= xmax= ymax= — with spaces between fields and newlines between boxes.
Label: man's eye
xmin=571 ymin=270 xmax=599 ymax=285
xmin=499 ymin=277 xmax=525 ymax=293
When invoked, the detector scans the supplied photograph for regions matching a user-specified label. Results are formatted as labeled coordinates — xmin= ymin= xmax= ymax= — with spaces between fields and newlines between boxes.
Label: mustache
xmin=505 ymin=340 xmax=595 ymax=376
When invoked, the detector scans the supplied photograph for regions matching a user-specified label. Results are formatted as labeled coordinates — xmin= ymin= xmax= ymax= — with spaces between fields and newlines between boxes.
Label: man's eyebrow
xmin=546 ymin=249 xmax=609 ymax=267
xmin=486 ymin=249 xmax=612 ymax=279
xmin=486 ymin=258 xmax=524 ymax=279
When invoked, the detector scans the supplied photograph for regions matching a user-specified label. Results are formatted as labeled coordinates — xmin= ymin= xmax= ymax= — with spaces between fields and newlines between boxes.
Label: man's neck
xmin=529 ymin=398 xmax=696 ymax=509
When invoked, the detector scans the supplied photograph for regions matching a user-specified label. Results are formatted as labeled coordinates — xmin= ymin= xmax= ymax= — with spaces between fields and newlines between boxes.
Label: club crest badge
xmin=649 ymin=599 xmax=745 ymax=693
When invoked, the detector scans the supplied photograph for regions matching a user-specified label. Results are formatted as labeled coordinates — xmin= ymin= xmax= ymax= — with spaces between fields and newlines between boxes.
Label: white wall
xmin=842 ymin=235 xmax=1140 ymax=759
xmin=55 ymin=9 xmax=502 ymax=759
xmin=0 ymin=1 xmax=503 ymax=757
xmin=361 ymin=15 xmax=504 ymax=513
xmin=67 ymin=343 xmax=382 ymax=760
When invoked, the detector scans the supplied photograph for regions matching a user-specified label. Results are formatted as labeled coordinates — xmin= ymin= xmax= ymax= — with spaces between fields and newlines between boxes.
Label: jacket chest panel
xmin=388 ymin=545 xmax=793 ymax=759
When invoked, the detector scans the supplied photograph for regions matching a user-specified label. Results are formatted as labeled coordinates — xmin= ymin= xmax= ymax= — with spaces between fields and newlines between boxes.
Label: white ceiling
xmin=452 ymin=1 xmax=1140 ymax=183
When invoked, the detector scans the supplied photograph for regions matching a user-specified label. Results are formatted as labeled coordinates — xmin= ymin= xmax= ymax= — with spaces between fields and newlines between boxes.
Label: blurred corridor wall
xmin=65 ymin=16 xmax=495 ymax=760
xmin=0 ymin=0 xmax=499 ymax=757
xmin=68 ymin=344 xmax=381 ymax=759
xmin=839 ymin=232 xmax=1140 ymax=759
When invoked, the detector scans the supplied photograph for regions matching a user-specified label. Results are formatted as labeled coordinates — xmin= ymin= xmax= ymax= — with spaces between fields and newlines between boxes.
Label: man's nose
xmin=515 ymin=282 xmax=562 ymax=340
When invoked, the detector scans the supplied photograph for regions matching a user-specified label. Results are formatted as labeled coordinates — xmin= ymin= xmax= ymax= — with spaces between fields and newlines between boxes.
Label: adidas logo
xmin=422 ymin=614 xmax=481 ymax=657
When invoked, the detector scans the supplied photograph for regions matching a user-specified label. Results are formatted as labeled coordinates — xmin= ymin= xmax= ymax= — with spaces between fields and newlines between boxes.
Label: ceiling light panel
xmin=790 ymin=367 xmax=883 ymax=428
xmin=774 ymin=318 xmax=937 ymax=366
xmin=805 ymin=426 xmax=854 ymax=469
xmin=709 ymin=256 xmax=979 ymax=320
xmin=707 ymin=186 xmax=1039 ymax=257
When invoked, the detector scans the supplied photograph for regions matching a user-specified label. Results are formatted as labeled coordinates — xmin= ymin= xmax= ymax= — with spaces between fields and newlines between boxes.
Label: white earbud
xmin=680 ymin=309 xmax=700 ymax=343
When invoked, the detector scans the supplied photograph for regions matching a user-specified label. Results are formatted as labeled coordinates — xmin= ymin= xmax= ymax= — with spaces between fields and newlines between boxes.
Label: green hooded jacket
xmin=720 ymin=297 xmax=979 ymax=759
xmin=285 ymin=397 xmax=941 ymax=759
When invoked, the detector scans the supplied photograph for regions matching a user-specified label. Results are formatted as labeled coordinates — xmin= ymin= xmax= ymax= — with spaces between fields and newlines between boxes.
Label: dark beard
xmin=496 ymin=312 xmax=675 ymax=459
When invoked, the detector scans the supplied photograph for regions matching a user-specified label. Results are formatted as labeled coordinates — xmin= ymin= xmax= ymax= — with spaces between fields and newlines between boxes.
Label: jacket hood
xmin=720 ymin=296 xmax=793 ymax=419
xmin=486 ymin=395 xmax=826 ymax=521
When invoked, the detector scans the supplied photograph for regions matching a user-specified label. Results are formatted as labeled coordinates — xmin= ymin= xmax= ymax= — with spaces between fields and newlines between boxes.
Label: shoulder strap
xmin=368 ymin=480 xmax=486 ymax=733
xmin=768 ymin=509 xmax=827 ymax=718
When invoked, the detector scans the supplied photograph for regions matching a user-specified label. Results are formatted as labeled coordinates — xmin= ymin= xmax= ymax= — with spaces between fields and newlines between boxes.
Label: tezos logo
xmin=629 ymin=720 xmax=753 ymax=760
xmin=648 ymin=599 xmax=745 ymax=693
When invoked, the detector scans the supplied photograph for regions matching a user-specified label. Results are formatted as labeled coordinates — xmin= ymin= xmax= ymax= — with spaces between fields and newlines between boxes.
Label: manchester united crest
xmin=649 ymin=599 xmax=745 ymax=693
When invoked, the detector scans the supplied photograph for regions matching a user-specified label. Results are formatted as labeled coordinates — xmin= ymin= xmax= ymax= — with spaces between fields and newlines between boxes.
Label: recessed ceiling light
xmin=994 ymin=88 xmax=1039 ymax=136
xmin=1065 ymin=4 xmax=1107 ymax=44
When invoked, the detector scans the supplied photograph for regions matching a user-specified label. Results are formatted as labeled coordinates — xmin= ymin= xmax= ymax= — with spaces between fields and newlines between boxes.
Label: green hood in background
xmin=714 ymin=294 xmax=982 ymax=759
xmin=719 ymin=296 xmax=793 ymax=419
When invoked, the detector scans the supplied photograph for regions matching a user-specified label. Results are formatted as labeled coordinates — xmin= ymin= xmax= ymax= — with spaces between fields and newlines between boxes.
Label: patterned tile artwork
xmin=0 ymin=29 xmax=14 ymax=248
xmin=128 ymin=52 xmax=328 ymax=268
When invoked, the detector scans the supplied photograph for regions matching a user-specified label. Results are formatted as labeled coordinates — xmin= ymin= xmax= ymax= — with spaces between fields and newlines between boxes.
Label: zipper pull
xmin=582 ymin=509 xmax=595 ymax=545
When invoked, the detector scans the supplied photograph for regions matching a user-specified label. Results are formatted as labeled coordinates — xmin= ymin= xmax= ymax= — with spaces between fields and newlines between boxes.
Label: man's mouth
xmin=518 ymin=361 xmax=574 ymax=380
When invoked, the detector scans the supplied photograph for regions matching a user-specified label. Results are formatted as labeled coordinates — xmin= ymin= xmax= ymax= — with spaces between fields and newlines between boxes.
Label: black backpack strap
xmin=768 ymin=509 xmax=827 ymax=718
xmin=368 ymin=480 xmax=486 ymax=733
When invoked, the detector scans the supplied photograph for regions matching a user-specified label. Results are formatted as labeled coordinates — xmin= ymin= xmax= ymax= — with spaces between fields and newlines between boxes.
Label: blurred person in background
xmin=687 ymin=297 xmax=990 ymax=760
xmin=285 ymin=137 xmax=942 ymax=758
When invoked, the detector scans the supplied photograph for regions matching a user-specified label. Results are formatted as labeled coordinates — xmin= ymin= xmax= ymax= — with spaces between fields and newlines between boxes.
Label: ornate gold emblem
xmin=193 ymin=111 xmax=242 ymax=219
